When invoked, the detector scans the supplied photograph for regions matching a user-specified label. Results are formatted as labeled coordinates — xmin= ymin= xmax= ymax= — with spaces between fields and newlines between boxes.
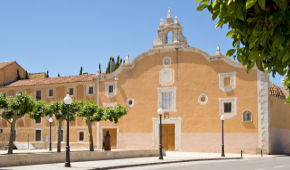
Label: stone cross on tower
xmin=153 ymin=8 xmax=187 ymax=48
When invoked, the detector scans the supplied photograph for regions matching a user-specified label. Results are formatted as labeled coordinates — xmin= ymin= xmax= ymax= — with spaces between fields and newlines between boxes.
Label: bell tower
xmin=153 ymin=8 xmax=187 ymax=48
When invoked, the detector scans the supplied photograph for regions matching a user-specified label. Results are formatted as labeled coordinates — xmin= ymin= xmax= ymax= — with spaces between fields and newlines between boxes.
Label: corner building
xmin=1 ymin=8 xmax=290 ymax=154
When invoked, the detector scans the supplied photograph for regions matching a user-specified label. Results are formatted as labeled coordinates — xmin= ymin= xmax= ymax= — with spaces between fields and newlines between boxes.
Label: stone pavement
xmin=0 ymin=150 xmax=285 ymax=170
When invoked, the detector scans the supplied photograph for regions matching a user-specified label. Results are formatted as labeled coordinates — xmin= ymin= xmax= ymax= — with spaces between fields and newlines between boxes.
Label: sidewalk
xmin=1 ymin=150 xmax=285 ymax=170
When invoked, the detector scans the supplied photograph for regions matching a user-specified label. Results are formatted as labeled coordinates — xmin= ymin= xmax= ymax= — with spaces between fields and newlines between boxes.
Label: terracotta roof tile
xmin=279 ymin=86 xmax=289 ymax=97
xmin=269 ymin=82 xmax=286 ymax=99
xmin=2 ymin=74 xmax=95 ymax=88
xmin=0 ymin=61 xmax=15 ymax=70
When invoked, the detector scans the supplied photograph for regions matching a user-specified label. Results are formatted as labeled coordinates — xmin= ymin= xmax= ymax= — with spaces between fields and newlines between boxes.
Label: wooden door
xmin=103 ymin=128 xmax=117 ymax=149
xmin=160 ymin=124 xmax=175 ymax=151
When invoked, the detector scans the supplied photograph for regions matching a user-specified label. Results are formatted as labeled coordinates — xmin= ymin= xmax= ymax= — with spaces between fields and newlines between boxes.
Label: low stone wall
xmin=0 ymin=149 xmax=166 ymax=167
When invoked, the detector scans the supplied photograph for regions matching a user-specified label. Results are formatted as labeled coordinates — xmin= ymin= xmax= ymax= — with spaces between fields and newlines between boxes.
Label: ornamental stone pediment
xmin=159 ymin=68 xmax=174 ymax=86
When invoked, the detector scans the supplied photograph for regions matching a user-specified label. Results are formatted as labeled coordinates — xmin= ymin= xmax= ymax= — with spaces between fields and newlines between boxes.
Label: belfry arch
xmin=153 ymin=8 xmax=187 ymax=48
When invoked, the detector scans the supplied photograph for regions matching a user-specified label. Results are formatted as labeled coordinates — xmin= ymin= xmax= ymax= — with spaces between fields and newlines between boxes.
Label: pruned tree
xmin=16 ymin=69 xmax=21 ymax=80
xmin=47 ymin=100 xmax=76 ymax=152
xmin=0 ymin=92 xmax=35 ymax=154
xmin=196 ymin=0 xmax=290 ymax=78
xmin=76 ymin=100 xmax=102 ymax=151
xmin=102 ymin=104 xmax=128 ymax=124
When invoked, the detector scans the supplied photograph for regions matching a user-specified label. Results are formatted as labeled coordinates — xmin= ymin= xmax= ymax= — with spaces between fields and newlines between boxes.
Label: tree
xmin=120 ymin=59 xmax=123 ymax=65
xmin=47 ymin=100 xmax=76 ymax=152
xmin=99 ymin=63 xmax=101 ymax=73
xmin=123 ymin=60 xmax=125 ymax=64
xmin=106 ymin=61 xmax=110 ymax=74
xmin=25 ymin=70 xmax=29 ymax=79
xmin=79 ymin=66 xmax=83 ymax=75
xmin=0 ymin=92 xmax=35 ymax=154
xmin=76 ymin=101 xmax=101 ymax=151
xmin=47 ymin=70 xmax=49 ymax=78
xmin=58 ymin=73 xmax=60 ymax=77
xmin=113 ymin=55 xmax=120 ymax=71
xmin=16 ymin=69 xmax=21 ymax=80
xmin=196 ymin=0 xmax=290 ymax=78
xmin=102 ymin=104 xmax=128 ymax=124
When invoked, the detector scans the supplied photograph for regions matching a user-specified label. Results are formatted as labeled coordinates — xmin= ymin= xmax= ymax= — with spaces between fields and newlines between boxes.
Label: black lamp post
xmin=49 ymin=117 xmax=53 ymax=151
xmin=157 ymin=108 xmax=164 ymax=160
xmin=220 ymin=114 xmax=225 ymax=157
xmin=64 ymin=94 xmax=72 ymax=167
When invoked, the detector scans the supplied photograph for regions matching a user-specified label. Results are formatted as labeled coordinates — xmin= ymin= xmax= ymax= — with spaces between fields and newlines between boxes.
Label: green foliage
xmin=113 ymin=55 xmax=120 ymax=71
xmin=102 ymin=104 xmax=128 ymax=124
xmin=106 ymin=61 xmax=110 ymax=74
xmin=47 ymin=100 xmax=76 ymax=121
xmin=99 ymin=63 xmax=101 ymax=73
xmin=16 ymin=69 xmax=21 ymax=80
xmin=123 ymin=60 xmax=125 ymax=64
xmin=282 ymin=76 xmax=290 ymax=103
xmin=25 ymin=70 xmax=29 ymax=79
xmin=120 ymin=59 xmax=123 ymax=65
xmin=58 ymin=73 xmax=60 ymax=77
xmin=196 ymin=0 xmax=290 ymax=78
xmin=30 ymin=100 xmax=48 ymax=120
xmin=79 ymin=66 xmax=83 ymax=75
xmin=46 ymin=70 xmax=49 ymax=78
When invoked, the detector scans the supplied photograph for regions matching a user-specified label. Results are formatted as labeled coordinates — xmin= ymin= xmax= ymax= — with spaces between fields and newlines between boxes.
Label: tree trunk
xmin=57 ymin=118 xmax=62 ymax=152
xmin=87 ymin=116 xmax=94 ymax=151
xmin=8 ymin=111 xmax=17 ymax=154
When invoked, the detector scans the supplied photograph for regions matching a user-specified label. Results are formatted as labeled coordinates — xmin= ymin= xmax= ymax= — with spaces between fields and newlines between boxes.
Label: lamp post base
xmin=64 ymin=162 xmax=71 ymax=167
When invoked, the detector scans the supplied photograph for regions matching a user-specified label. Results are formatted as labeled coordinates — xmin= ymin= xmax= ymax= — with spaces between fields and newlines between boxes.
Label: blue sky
xmin=0 ymin=0 xmax=285 ymax=86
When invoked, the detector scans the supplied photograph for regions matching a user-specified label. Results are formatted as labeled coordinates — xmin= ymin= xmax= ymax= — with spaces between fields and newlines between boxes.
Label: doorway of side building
xmin=160 ymin=124 xmax=175 ymax=151
xmin=102 ymin=128 xmax=117 ymax=149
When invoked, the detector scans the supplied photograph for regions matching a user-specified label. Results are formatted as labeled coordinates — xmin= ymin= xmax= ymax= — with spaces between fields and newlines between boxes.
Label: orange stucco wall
xmin=1 ymin=62 xmax=26 ymax=86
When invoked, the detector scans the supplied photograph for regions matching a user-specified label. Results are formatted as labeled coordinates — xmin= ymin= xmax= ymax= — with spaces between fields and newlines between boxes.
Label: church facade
xmin=0 ymin=8 xmax=290 ymax=154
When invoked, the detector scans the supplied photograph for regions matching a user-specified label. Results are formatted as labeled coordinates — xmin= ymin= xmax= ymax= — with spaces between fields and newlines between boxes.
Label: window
xmin=126 ymin=98 xmax=134 ymax=107
xmin=219 ymin=97 xmax=237 ymax=119
xmin=224 ymin=103 xmax=232 ymax=113
xmin=49 ymin=89 xmax=53 ymax=97
xmin=35 ymin=118 xmax=42 ymax=124
xmin=109 ymin=85 xmax=114 ymax=93
xmin=35 ymin=130 xmax=41 ymax=141
xmin=0 ymin=129 xmax=3 ymax=134
xmin=105 ymin=82 xmax=117 ymax=98
xmin=79 ymin=132 xmax=84 ymax=141
xmin=243 ymin=110 xmax=252 ymax=121
xmin=157 ymin=87 xmax=177 ymax=112
xmin=198 ymin=94 xmax=208 ymax=104
xmin=218 ymin=72 xmax=236 ymax=92
xmin=56 ymin=129 xmax=64 ymax=142
xmin=69 ymin=88 xmax=74 ymax=95
xmin=89 ymin=87 xmax=94 ymax=94
xmin=77 ymin=130 xmax=85 ymax=142
xmin=162 ymin=92 xmax=172 ymax=109
xmin=36 ymin=90 xmax=41 ymax=100
xmin=163 ymin=57 xmax=171 ymax=66
xmin=224 ymin=77 xmax=231 ymax=86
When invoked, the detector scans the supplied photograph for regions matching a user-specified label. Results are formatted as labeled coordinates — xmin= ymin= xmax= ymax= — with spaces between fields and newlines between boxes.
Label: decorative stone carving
xmin=125 ymin=54 xmax=130 ymax=65
xmin=159 ymin=68 xmax=174 ymax=86
xmin=215 ymin=44 xmax=221 ymax=56
xmin=153 ymin=8 xmax=187 ymax=48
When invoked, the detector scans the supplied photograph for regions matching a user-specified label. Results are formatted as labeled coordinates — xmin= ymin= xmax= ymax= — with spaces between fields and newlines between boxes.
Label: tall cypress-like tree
xmin=58 ymin=73 xmax=60 ymax=77
xmin=16 ymin=69 xmax=21 ymax=80
xmin=123 ymin=60 xmax=125 ymax=64
xmin=25 ymin=70 xmax=29 ymax=79
xmin=46 ymin=70 xmax=49 ymax=78
xmin=99 ymin=63 xmax=101 ymax=73
xmin=113 ymin=55 xmax=120 ymax=71
xmin=120 ymin=59 xmax=123 ymax=65
xmin=106 ymin=61 xmax=110 ymax=74
xmin=79 ymin=66 xmax=83 ymax=75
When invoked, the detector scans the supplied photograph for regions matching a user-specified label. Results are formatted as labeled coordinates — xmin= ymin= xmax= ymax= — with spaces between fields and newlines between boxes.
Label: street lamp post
xmin=157 ymin=108 xmax=164 ymax=160
xmin=64 ymin=94 xmax=72 ymax=167
xmin=49 ymin=117 xmax=53 ymax=151
xmin=220 ymin=114 xmax=225 ymax=157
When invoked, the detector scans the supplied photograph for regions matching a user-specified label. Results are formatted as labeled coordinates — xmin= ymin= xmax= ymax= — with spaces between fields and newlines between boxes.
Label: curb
xmin=89 ymin=157 xmax=242 ymax=170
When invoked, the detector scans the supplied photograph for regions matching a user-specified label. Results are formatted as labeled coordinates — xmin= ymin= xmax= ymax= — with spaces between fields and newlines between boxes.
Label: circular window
xmin=163 ymin=57 xmax=171 ymax=66
xmin=198 ymin=94 xmax=208 ymax=104
xmin=126 ymin=98 xmax=134 ymax=107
